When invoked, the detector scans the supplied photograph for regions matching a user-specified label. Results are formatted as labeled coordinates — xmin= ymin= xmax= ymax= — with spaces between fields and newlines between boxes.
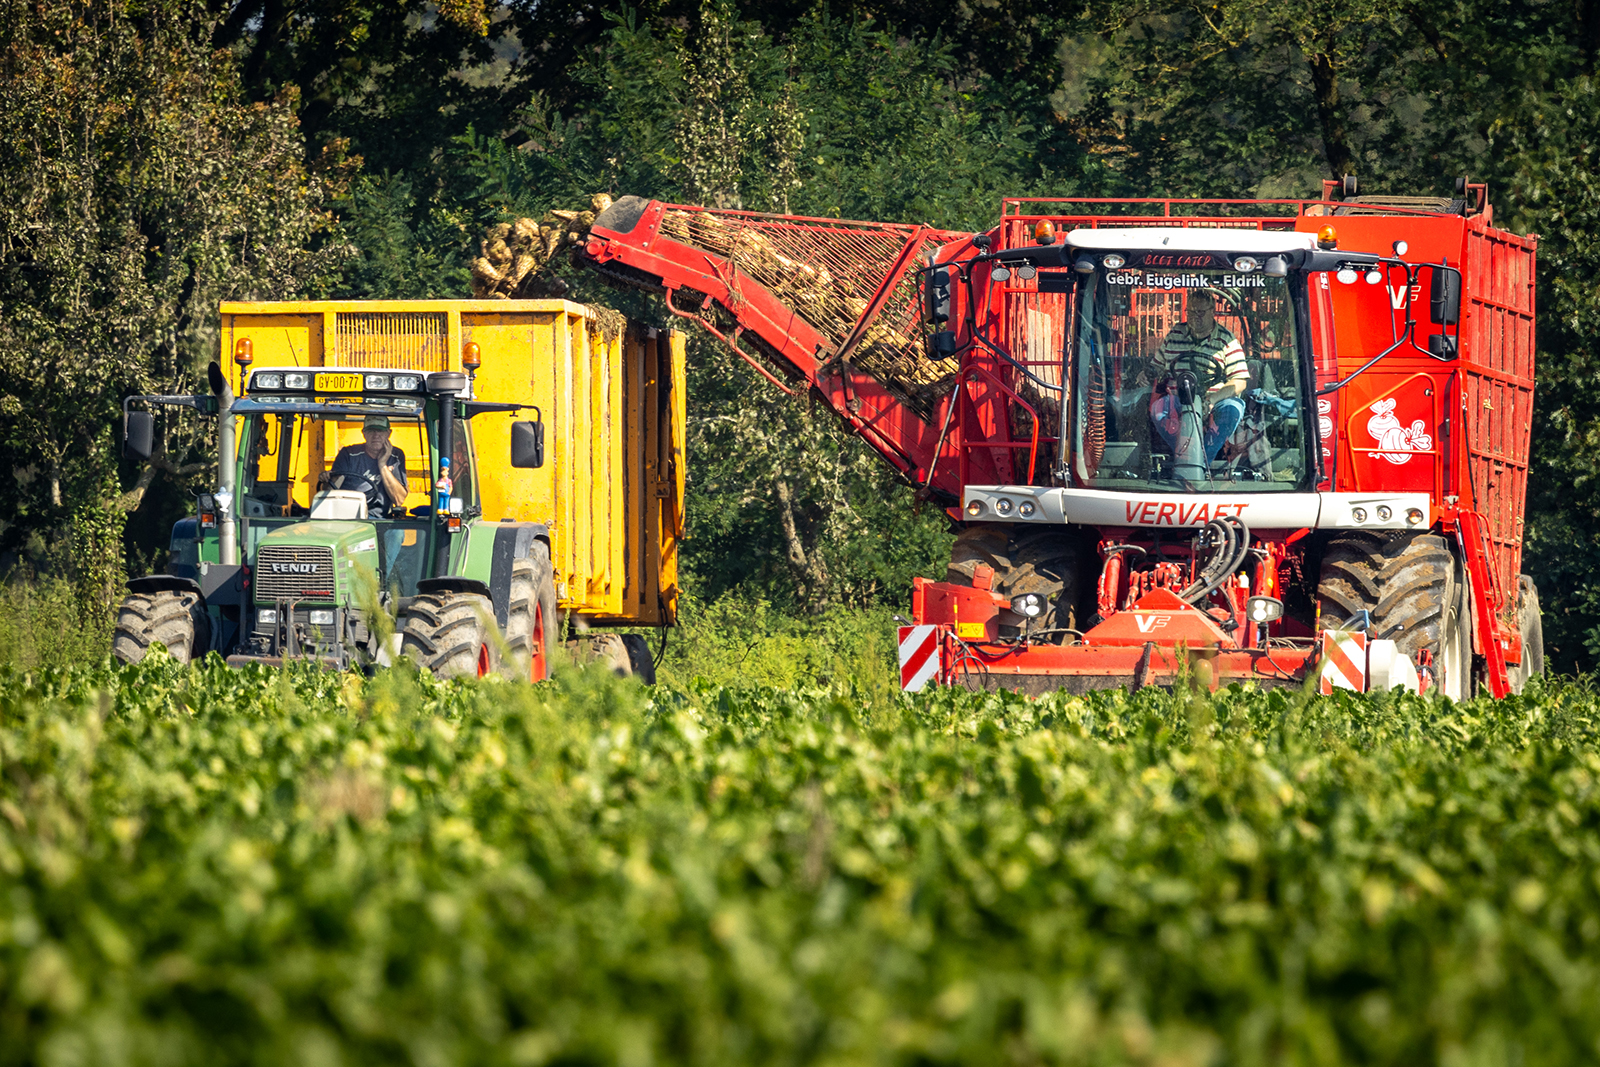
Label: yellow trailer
xmin=218 ymin=300 xmax=685 ymax=629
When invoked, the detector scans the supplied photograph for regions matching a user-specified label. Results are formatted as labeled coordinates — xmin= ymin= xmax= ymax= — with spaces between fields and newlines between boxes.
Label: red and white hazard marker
xmin=1318 ymin=629 xmax=1368 ymax=694
xmin=898 ymin=625 xmax=941 ymax=692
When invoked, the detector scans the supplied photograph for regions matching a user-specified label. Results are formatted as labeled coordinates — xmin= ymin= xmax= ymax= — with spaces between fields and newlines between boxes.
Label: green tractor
xmin=115 ymin=362 xmax=558 ymax=679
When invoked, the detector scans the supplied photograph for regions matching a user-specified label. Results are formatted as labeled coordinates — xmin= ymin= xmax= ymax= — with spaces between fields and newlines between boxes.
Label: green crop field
xmin=2 ymin=658 xmax=1599 ymax=1066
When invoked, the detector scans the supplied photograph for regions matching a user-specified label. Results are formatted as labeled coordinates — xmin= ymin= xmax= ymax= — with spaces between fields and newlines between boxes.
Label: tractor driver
xmin=1148 ymin=289 xmax=1249 ymax=463
xmin=330 ymin=414 xmax=409 ymax=518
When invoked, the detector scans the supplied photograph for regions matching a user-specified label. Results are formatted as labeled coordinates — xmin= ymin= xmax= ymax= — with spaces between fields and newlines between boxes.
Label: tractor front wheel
xmin=399 ymin=591 xmax=500 ymax=679
xmin=504 ymin=543 xmax=559 ymax=682
xmin=112 ymin=589 xmax=209 ymax=666
xmin=1317 ymin=531 xmax=1474 ymax=699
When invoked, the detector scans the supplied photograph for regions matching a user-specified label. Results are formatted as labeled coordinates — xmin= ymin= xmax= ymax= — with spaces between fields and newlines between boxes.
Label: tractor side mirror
xmin=1430 ymin=264 xmax=1461 ymax=325
xmin=124 ymin=411 xmax=154 ymax=461
xmin=511 ymin=420 xmax=545 ymax=468
xmin=924 ymin=267 xmax=952 ymax=325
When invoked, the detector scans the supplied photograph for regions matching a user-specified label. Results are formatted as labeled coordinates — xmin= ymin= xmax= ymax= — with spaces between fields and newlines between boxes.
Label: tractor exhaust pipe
xmin=207 ymin=362 xmax=238 ymax=566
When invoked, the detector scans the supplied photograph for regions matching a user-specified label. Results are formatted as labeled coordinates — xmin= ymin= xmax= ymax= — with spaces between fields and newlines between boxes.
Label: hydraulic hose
xmin=1180 ymin=515 xmax=1250 ymax=605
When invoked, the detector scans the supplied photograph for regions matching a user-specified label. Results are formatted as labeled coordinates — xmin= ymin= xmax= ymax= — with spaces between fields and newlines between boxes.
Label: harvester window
xmin=1070 ymin=262 xmax=1309 ymax=491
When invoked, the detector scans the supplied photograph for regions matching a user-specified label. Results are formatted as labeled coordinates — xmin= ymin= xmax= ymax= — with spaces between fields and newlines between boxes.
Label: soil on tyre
xmin=113 ymin=589 xmax=209 ymax=665
xmin=947 ymin=524 xmax=1091 ymax=637
xmin=400 ymin=591 xmax=501 ymax=679
xmin=1317 ymin=530 xmax=1474 ymax=699
xmin=504 ymin=543 xmax=559 ymax=682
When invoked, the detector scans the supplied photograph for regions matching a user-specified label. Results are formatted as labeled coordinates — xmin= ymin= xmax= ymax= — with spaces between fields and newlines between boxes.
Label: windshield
xmin=1069 ymin=261 xmax=1309 ymax=492
xmin=237 ymin=404 xmax=474 ymax=518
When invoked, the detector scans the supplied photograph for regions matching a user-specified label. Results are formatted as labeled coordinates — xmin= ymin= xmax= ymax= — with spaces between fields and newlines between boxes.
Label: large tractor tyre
xmin=400 ymin=591 xmax=501 ymax=679
xmin=504 ymin=544 xmax=559 ymax=682
xmin=112 ymin=590 xmax=209 ymax=666
xmin=1509 ymin=575 xmax=1545 ymax=695
xmin=620 ymin=634 xmax=657 ymax=684
xmin=1316 ymin=531 xmax=1474 ymax=699
xmin=946 ymin=524 xmax=1090 ymax=637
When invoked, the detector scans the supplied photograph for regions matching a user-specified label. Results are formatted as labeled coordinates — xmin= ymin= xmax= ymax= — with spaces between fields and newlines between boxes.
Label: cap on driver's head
xmin=362 ymin=415 xmax=389 ymax=433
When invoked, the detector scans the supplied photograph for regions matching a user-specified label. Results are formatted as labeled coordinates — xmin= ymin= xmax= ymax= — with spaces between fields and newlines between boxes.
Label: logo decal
xmin=272 ymin=562 xmax=319 ymax=574
xmin=1365 ymin=399 xmax=1433 ymax=465
xmin=1135 ymin=615 xmax=1170 ymax=633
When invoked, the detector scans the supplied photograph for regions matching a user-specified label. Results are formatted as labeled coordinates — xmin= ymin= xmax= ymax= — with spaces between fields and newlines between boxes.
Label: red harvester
xmin=579 ymin=176 xmax=1539 ymax=698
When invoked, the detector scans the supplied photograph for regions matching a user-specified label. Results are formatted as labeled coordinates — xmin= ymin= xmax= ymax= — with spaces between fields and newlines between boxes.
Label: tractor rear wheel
xmin=112 ymin=590 xmax=209 ymax=666
xmin=1508 ymin=575 xmax=1544 ymax=695
xmin=947 ymin=524 xmax=1090 ymax=638
xmin=400 ymin=591 xmax=500 ymax=679
xmin=1316 ymin=531 xmax=1474 ymax=699
xmin=504 ymin=544 xmax=559 ymax=682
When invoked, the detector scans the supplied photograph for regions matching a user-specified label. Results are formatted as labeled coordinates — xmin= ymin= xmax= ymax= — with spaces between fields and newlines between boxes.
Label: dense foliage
xmin=3 ymin=658 xmax=1600 ymax=1063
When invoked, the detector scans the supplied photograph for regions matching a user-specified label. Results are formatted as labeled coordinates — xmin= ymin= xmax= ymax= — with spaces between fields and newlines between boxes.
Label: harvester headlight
xmin=966 ymin=500 xmax=986 ymax=517
xmin=1101 ymin=253 xmax=1126 ymax=269
xmin=1010 ymin=592 xmax=1045 ymax=618
xmin=309 ymin=609 xmax=335 ymax=626
xmin=1376 ymin=505 xmax=1393 ymax=521
xmin=994 ymin=497 xmax=1014 ymax=516
xmin=1351 ymin=506 xmax=1368 ymax=523
xmin=1232 ymin=256 xmax=1259 ymax=273
xmin=252 ymin=372 xmax=283 ymax=390
xmin=1336 ymin=267 xmax=1359 ymax=285
xmin=1393 ymin=240 xmax=1409 ymax=256
xmin=393 ymin=374 xmax=422 ymax=391
xmin=1365 ymin=269 xmax=1384 ymax=285
xmin=364 ymin=374 xmax=391 ymax=390
xmin=284 ymin=372 xmax=312 ymax=390
xmin=1246 ymin=596 xmax=1284 ymax=624
xmin=1018 ymin=500 xmax=1037 ymax=518
xmin=1406 ymin=507 xmax=1425 ymax=525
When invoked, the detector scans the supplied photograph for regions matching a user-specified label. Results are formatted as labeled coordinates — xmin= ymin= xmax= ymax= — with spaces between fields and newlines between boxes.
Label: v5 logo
xmin=1135 ymin=614 xmax=1170 ymax=633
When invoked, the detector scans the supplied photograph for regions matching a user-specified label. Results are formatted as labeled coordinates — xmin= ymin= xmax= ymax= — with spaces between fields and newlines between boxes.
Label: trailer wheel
xmin=400 ymin=591 xmax=500 ymax=679
xmin=1317 ymin=531 xmax=1473 ymax=698
xmin=947 ymin=524 xmax=1088 ymax=636
xmin=1509 ymin=575 xmax=1544 ymax=695
xmin=504 ymin=543 xmax=559 ymax=681
xmin=620 ymin=634 xmax=657 ymax=684
xmin=112 ymin=590 xmax=209 ymax=666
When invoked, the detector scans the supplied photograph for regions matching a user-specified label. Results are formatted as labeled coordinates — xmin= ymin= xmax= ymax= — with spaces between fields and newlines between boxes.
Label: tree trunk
xmin=773 ymin=477 xmax=829 ymax=606
xmin=1309 ymin=51 xmax=1354 ymax=181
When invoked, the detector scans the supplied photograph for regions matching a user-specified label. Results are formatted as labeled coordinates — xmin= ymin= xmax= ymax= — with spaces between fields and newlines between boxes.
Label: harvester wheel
xmin=399 ymin=591 xmax=500 ymax=679
xmin=112 ymin=590 xmax=209 ymax=666
xmin=1317 ymin=531 xmax=1474 ymax=699
xmin=504 ymin=543 xmax=559 ymax=681
xmin=947 ymin=524 xmax=1089 ymax=637
xmin=1509 ymin=575 xmax=1544 ymax=694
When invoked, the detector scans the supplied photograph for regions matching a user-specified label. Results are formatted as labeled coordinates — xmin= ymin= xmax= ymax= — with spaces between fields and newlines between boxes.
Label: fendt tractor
xmin=114 ymin=301 xmax=685 ymax=679
xmin=570 ymin=177 xmax=1539 ymax=697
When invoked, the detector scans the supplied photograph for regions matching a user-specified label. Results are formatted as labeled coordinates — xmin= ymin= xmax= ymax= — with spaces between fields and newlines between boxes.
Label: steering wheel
xmin=330 ymin=472 xmax=387 ymax=516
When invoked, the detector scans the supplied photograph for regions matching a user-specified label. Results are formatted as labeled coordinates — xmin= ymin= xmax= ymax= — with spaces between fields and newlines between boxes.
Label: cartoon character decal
xmin=1365 ymin=398 xmax=1434 ymax=464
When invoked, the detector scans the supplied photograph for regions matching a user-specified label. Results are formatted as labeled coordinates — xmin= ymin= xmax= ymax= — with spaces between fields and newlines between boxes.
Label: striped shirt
xmin=1155 ymin=322 xmax=1248 ymax=387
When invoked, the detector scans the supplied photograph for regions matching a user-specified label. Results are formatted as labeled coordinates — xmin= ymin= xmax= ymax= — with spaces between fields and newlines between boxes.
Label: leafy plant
xmin=3 ymin=660 xmax=1600 ymax=1064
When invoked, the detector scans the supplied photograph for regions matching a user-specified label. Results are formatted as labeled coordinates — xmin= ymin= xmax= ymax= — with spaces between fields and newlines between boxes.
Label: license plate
xmin=315 ymin=372 xmax=363 ymax=392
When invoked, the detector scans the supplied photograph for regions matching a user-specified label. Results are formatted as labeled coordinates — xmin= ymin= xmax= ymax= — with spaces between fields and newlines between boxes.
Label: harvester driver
xmin=1148 ymin=289 xmax=1248 ymax=463
xmin=330 ymin=414 xmax=409 ymax=518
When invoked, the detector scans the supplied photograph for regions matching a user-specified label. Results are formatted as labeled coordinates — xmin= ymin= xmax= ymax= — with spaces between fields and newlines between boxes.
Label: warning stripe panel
xmin=1319 ymin=630 xmax=1368 ymax=694
xmin=898 ymin=625 xmax=941 ymax=692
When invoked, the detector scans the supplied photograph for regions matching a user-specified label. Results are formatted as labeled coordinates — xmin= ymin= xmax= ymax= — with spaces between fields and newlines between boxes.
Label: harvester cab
xmin=115 ymin=362 xmax=558 ymax=679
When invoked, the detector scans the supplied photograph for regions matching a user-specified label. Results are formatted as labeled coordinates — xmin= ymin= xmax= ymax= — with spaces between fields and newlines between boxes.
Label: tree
xmin=0 ymin=0 xmax=345 ymax=605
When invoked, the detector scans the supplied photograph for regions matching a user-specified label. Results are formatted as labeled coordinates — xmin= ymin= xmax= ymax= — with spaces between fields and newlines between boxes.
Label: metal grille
xmin=335 ymin=312 xmax=448 ymax=370
xmin=255 ymin=545 xmax=336 ymax=602
xmin=659 ymin=207 xmax=958 ymax=407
